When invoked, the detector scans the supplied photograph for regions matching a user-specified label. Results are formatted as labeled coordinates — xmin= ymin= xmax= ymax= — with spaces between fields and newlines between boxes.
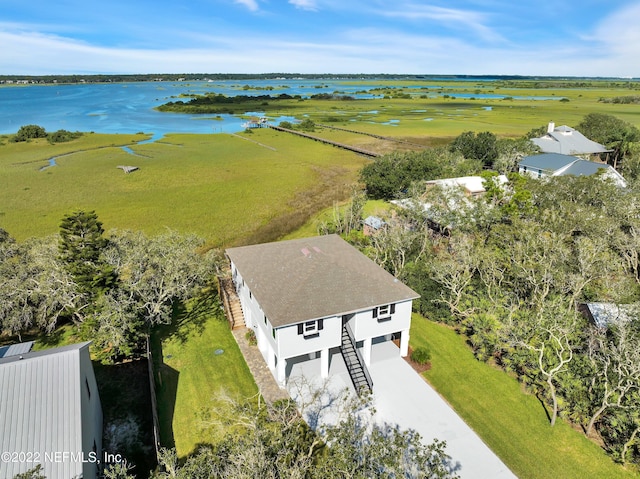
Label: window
xmin=373 ymin=303 xmax=395 ymax=322
xmin=297 ymin=319 xmax=323 ymax=338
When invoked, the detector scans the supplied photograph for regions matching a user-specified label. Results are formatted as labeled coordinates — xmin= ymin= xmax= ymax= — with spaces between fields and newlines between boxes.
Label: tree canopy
xmin=1 ymin=212 xmax=222 ymax=361
xmin=356 ymin=173 xmax=640 ymax=466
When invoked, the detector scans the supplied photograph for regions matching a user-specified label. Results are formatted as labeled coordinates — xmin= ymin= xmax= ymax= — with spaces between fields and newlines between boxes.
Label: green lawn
xmin=152 ymin=296 xmax=258 ymax=456
xmin=410 ymin=315 xmax=638 ymax=479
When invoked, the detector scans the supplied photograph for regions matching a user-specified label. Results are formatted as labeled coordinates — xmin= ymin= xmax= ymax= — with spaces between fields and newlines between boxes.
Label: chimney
xmin=547 ymin=121 xmax=555 ymax=133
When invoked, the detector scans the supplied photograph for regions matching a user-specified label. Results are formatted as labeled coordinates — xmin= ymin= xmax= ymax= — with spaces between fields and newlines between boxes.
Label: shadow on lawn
xmin=160 ymin=288 xmax=220 ymax=345
xmin=149 ymin=288 xmax=222 ymax=449
xmin=94 ymin=359 xmax=157 ymax=478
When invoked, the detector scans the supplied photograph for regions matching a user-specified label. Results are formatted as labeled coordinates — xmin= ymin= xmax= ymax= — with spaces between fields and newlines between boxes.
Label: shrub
xmin=411 ymin=346 xmax=431 ymax=365
xmin=245 ymin=329 xmax=257 ymax=346
xmin=297 ymin=118 xmax=315 ymax=132
xmin=12 ymin=124 xmax=47 ymax=142
xmin=48 ymin=129 xmax=83 ymax=143
xmin=278 ymin=121 xmax=294 ymax=129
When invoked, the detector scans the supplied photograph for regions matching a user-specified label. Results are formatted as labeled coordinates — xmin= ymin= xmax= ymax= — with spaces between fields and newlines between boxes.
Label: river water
xmin=0 ymin=79 xmax=379 ymax=135
xmin=0 ymin=78 xmax=559 ymax=136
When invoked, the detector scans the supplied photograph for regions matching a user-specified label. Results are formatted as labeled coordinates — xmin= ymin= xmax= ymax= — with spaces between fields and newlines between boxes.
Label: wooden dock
xmin=317 ymin=123 xmax=426 ymax=149
xmin=268 ymin=125 xmax=380 ymax=158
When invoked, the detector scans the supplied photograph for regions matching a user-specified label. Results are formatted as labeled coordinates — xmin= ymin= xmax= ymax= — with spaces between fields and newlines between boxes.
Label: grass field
xmin=152 ymin=296 xmax=258 ymax=456
xmin=0 ymin=130 xmax=367 ymax=245
xmin=410 ymin=315 xmax=638 ymax=479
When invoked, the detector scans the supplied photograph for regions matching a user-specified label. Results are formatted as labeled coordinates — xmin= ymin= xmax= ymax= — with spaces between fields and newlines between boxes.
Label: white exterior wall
xmin=231 ymin=262 xmax=277 ymax=363
xmin=519 ymin=166 xmax=545 ymax=179
xmin=231 ymin=260 xmax=415 ymax=384
xmin=351 ymin=300 xmax=412 ymax=342
xmin=80 ymin=347 xmax=103 ymax=479
xmin=276 ymin=316 xmax=342 ymax=360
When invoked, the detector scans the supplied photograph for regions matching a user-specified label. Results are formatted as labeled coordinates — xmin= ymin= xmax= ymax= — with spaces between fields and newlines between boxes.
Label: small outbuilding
xmin=0 ymin=342 xmax=103 ymax=479
xmin=363 ymin=215 xmax=387 ymax=236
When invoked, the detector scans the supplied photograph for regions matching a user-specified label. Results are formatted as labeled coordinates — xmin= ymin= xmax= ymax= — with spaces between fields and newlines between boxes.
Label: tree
xmin=12 ymin=465 xmax=46 ymax=479
xmin=586 ymin=317 xmax=640 ymax=437
xmin=315 ymin=414 xmax=456 ymax=479
xmin=103 ymin=461 xmax=136 ymax=479
xmin=360 ymin=148 xmax=480 ymax=200
xmin=507 ymin=299 xmax=582 ymax=426
xmin=449 ymin=131 xmax=498 ymax=167
xmin=106 ymin=229 xmax=221 ymax=327
xmin=577 ymin=113 xmax=640 ymax=168
xmin=11 ymin=124 xmax=47 ymax=142
xmin=153 ymin=392 xmax=458 ymax=479
xmin=367 ymin=215 xmax=431 ymax=278
xmin=58 ymin=210 xmax=116 ymax=296
xmin=317 ymin=190 xmax=366 ymax=237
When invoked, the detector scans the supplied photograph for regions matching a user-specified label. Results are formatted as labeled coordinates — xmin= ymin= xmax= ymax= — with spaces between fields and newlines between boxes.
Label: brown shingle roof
xmin=226 ymin=235 xmax=419 ymax=328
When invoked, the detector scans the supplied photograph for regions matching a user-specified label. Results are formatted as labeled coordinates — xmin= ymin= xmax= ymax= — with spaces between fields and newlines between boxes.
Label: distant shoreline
xmin=2 ymin=73 xmax=639 ymax=86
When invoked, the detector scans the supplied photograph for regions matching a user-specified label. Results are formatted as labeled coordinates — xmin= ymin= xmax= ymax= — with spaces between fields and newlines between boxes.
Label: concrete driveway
xmin=287 ymin=341 xmax=517 ymax=479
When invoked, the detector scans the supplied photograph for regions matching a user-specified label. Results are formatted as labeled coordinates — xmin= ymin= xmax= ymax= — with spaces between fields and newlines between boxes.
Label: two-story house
xmin=226 ymin=234 xmax=419 ymax=389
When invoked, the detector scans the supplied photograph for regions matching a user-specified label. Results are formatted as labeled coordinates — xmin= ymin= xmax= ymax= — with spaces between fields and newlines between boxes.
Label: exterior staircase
xmin=218 ymin=276 xmax=246 ymax=330
xmin=340 ymin=323 xmax=373 ymax=396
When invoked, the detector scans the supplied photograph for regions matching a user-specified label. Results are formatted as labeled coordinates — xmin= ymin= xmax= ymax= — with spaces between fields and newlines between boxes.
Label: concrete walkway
xmin=231 ymin=327 xmax=289 ymax=404
xmin=287 ymin=341 xmax=517 ymax=479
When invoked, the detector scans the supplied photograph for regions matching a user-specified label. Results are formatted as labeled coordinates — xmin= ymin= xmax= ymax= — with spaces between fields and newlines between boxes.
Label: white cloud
xmin=593 ymin=3 xmax=640 ymax=58
xmin=1 ymin=18 xmax=639 ymax=77
xmin=234 ymin=0 xmax=260 ymax=12
xmin=289 ymin=0 xmax=319 ymax=11
xmin=378 ymin=3 xmax=504 ymax=43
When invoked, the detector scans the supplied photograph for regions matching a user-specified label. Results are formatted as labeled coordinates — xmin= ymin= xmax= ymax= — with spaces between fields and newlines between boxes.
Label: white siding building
xmin=226 ymin=235 xmax=419 ymax=389
xmin=518 ymin=153 xmax=627 ymax=187
xmin=0 ymin=342 xmax=103 ymax=479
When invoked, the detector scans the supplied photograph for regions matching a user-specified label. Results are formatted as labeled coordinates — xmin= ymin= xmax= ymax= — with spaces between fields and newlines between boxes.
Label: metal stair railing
xmin=341 ymin=323 xmax=374 ymax=394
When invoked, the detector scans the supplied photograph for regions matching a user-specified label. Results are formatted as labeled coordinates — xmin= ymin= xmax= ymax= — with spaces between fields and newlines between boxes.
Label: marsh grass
xmin=0 ymin=130 xmax=367 ymax=245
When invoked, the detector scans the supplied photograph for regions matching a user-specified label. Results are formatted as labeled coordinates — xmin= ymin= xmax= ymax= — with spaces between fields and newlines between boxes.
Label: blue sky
xmin=1 ymin=0 xmax=639 ymax=76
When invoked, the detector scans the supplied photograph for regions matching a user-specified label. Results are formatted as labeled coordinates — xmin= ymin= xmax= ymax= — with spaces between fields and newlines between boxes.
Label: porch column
xmin=320 ymin=348 xmax=329 ymax=378
xmin=362 ymin=337 xmax=372 ymax=367
xmin=276 ymin=356 xmax=287 ymax=386
xmin=399 ymin=329 xmax=410 ymax=357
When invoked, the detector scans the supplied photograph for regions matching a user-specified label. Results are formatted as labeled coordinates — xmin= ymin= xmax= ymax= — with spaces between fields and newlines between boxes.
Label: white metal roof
xmin=0 ymin=341 xmax=34 ymax=359
xmin=426 ymin=175 xmax=508 ymax=194
xmin=531 ymin=125 xmax=610 ymax=155
xmin=0 ymin=342 xmax=92 ymax=479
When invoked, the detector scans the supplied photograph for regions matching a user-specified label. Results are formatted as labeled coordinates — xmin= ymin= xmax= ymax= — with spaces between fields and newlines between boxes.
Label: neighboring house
xmin=0 ymin=340 xmax=34 ymax=359
xmin=363 ymin=215 xmax=386 ymax=236
xmin=226 ymin=234 xmax=419 ymax=389
xmin=531 ymin=122 xmax=610 ymax=156
xmin=390 ymin=174 xmax=508 ymax=232
xmin=579 ymin=302 xmax=637 ymax=329
xmin=0 ymin=342 xmax=103 ymax=479
xmin=425 ymin=175 xmax=508 ymax=197
xmin=518 ymin=153 xmax=627 ymax=187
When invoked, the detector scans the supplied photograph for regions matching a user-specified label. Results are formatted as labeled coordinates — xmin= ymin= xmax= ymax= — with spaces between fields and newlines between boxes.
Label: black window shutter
xmin=318 ymin=319 xmax=324 ymax=330
xmin=390 ymin=303 xmax=396 ymax=314
xmin=298 ymin=324 xmax=303 ymax=335
xmin=372 ymin=307 xmax=378 ymax=318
